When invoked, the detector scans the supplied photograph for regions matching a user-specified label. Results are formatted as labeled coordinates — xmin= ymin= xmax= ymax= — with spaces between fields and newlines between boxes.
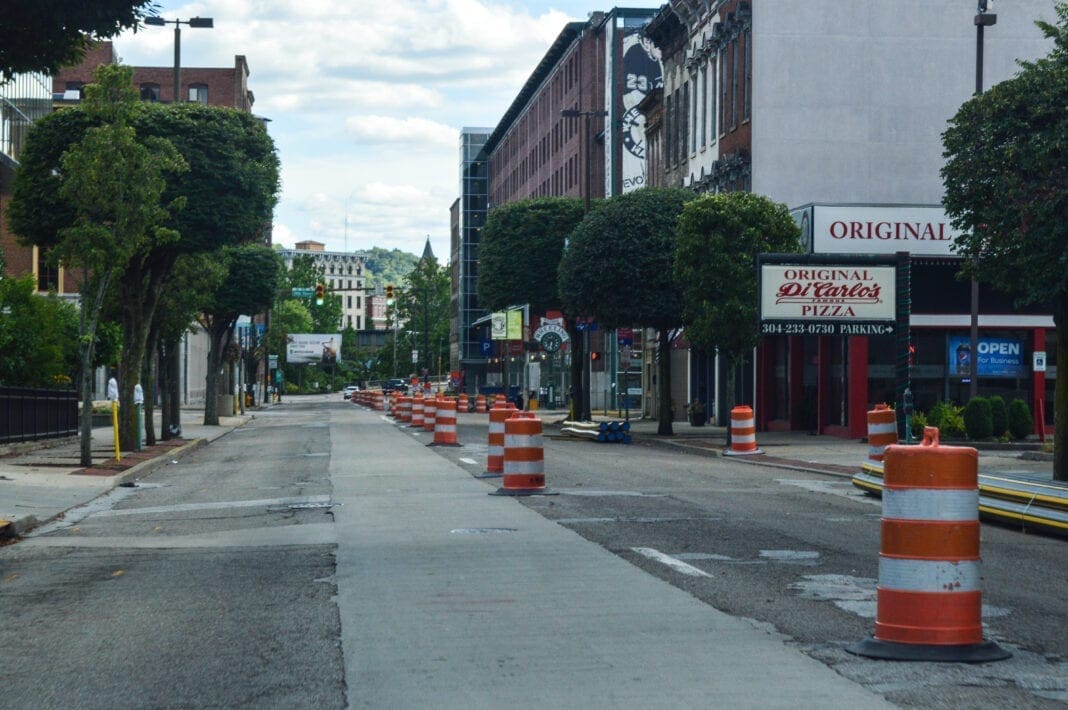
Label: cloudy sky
xmin=110 ymin=0 xmax=663 ymax=261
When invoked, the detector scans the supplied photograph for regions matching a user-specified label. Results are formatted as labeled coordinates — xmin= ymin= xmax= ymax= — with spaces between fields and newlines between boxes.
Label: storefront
xmin=755 ymin=205 xmax=1056 ymax=438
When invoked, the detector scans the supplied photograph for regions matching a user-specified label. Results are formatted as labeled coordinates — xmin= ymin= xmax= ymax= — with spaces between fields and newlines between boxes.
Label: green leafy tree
xmin=152 ymin=253 xmax=225 ymax=440
xmin=675 ymin=192 xmax=802 ymax=425
xmin=479 ymin=197 xmax=586 ymax=415
xmin=0 ymin=1 xmax=155 ymax=80
xmin=362 ymin=247 xmax=420 ymax=288
xmin=0 ymin=275 xmax=80 ymax=387
xmin=559 ymin=188 xmax=693 ymax=431
xmin=10 ymin=64 xmax=185 ymax=464
xmin=199 ymin=245 xmax=280 ymax=424
xmin=11 ymin=81 xmax=279 ymax=448
xmin=394 ymin=257 xmax=450 ymax=381
xmin=941 ymin=3 xmax=1068 ymax=479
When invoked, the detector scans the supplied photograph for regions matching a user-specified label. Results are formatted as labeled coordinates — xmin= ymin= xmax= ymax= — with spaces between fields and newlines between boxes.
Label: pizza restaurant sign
xmin=803 ymin=205 xmax=962 ymax=256
xmin=760 ymin=264 xmax=897 ymax=336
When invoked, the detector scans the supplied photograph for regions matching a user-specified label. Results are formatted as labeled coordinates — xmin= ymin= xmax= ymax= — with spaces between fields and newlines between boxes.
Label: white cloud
xmin=115 ymin=0 xmax=663 ymax=259
xmin=345 ymin=116 xmax=456 ymax=147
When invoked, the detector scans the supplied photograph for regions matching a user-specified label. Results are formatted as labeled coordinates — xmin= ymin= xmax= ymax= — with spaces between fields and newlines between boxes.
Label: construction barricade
xmin=491 ymin=412 xmax=556 ymax=496
xmin=848 ymin=427 xmax=1009 ymax=662
xmin=422 ymin=397 xmax=437 ymax=432
xmin=397 ymin=395 xmax=412 ymax=423
xmin=866 ymin=403 xmax=897 ymax=469
xmin=410 ymin=395 xmax=424 ymax=428
xmin=723 ymin=405 xmax=763 ymax=456
xmin=479 ymin=401 xmax=515 ymax=478
xmin=475 ymin=394 xmax=487 ymax=413
xmin=458 ymin=393 xmax=469 ymax=412
xmin=429 ymin=398 xmax=460 ymax=447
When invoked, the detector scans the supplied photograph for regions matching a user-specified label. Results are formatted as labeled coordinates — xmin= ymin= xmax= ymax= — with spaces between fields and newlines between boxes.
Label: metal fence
xmin=0 ymin=387 xmax=79 ymax=444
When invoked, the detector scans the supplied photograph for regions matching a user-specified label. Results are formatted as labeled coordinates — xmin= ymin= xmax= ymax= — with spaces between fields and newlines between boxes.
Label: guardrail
xmin=0 ymin=387 xmax=79 ymax=444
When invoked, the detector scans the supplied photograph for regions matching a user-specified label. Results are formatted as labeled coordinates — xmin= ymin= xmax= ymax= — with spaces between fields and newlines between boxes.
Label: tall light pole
xmin=969 ymin=1 xmax=996 ymax=398
xmin=560 ymin=108 xmax=607 ymax=420
xmin=143 ymin=15 xmax=214 ymax=104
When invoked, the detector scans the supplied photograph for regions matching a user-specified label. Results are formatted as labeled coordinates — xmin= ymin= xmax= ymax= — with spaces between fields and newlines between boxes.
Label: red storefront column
xmin=817 ymin=336 xmax=830 ymax=434
xmin=1033 ymin=328 xmax=1046 ymax=436
xmin=789 ymin=336 xmax=804 ymax=430
xmin=848 ymin=336 xmax=869 ymax=439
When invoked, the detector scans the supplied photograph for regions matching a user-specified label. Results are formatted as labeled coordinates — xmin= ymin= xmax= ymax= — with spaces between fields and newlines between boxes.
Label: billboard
xmin=809 ymin=205 xmax=962 ymax=256
xmin=286 ymin=333 xmax=341 ymax=365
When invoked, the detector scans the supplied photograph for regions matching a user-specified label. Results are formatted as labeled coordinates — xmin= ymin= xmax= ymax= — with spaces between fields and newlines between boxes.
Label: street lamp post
xmin=143 ymin=15 xmax=214 ymax=104
xmin=560 ymin=108 xmax=607 ymax=421
xmin=969 ymin=1 xmax=996 ymax=398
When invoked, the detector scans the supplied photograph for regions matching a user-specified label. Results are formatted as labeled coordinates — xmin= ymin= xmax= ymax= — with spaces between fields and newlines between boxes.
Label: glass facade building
xmin=456 ymin=128 xmax=491 ymax=388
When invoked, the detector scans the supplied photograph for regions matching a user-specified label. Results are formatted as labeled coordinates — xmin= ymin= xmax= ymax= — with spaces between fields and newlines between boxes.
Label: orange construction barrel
xmin=848 ymin=427 xmax=1009 ymax=662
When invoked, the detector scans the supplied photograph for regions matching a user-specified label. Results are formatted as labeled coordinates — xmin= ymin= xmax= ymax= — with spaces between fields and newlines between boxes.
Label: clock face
xmin=541 ymin=332 xmax=562 ymax=353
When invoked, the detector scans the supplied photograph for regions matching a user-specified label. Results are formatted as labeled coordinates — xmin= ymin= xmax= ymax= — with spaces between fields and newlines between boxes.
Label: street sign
xmin=291 ymin=287 xmax=314 ymax=297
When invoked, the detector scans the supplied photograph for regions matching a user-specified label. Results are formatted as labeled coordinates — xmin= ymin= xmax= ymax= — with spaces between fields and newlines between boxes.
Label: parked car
xmin=342 ymin=385 xmax=359 ymax=400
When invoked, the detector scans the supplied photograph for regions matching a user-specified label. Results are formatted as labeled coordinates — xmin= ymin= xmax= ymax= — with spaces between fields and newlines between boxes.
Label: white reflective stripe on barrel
xmin=435 ymin=424 xmax=456 ymax=433
xmin=878 ymin=557 xmax=981 ymax=592
xmin=733 ymin=417 xmax=754 ymax=428
xmin=883 ymin=489 xmax=979 ymax=521
xmin=488 ymin=445 xmax=504 ymax=456
xmin=504 ymin=460 xmax=543 ymax=474
xmin=504 ymin=434 xmax=544 ymax=448
xmin=868 ymin=421 xmax=897 ymax=435
xmin=732 ymin=433 xmax=756 ymax=444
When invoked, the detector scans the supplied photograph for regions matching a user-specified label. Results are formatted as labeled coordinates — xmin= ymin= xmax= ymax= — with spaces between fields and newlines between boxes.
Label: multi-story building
xmin=278 ymin=240 xmax=369 ymax=331
xmin=452 ymin=128 xmax=492 ymax=390
xmin=468 ymin=7 xmax=662 ymax=407
xmin=643 ymin=0 xmax=1056 ymax=435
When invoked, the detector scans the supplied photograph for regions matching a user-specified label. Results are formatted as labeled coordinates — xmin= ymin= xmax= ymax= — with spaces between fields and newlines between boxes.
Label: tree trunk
xmin=1054 ymin=301 xmax=1066 ymax=482
xmin=203 ymin=323 xmax=226 ymax=426
xmin=159 ymin=335 xmax=182 ymax=439
xmin=566 ymin=319 xmax=587 ymax=421
xmin=657 ymin=328 xmax=674 ymax=436
xmin=725 ymin=356 xmax=737 ymax=448
xmin=142 ymin=329 xmax=157 ymax=446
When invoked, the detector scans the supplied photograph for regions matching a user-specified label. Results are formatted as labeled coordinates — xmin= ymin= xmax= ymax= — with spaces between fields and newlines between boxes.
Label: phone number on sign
xmin=761 ymin=322 xmax=895 ymax=336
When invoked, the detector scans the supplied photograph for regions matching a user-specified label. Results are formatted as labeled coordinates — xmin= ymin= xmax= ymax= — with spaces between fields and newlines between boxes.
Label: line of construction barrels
xmin=350 ymin=389 xmax=556 ymax=496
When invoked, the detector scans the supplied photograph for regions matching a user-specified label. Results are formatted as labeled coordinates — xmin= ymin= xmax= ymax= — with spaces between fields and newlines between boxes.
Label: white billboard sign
xmin=286 ymin=333 xmax=340 ymax=365
xmin=811 ymin=205 xmax=963 ymax=256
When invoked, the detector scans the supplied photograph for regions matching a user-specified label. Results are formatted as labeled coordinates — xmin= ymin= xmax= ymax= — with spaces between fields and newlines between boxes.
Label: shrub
xmin=927 ymin=401 xmax=966 ymax=439
xmin=963 ymin=397 xmax=993 ymax=440
xmin=909 ymin=411 xmax=928 ymax=440
xmin=1007 ymin=399 xmax=1033 ymax=440
xmin=988 ymin=395 xmax=1008 ymax=438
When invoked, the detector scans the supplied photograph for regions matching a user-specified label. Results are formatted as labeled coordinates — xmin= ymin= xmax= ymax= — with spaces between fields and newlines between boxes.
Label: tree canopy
xmin=0 ymin=1 xmax=155 ymax=80
xmin=941 ymin=2 xmax=1068 ymax=480
xmin=558 ymin=187 xmax=693 ymax=431
xmin=478 ymin=197 xmax=584 ymax=313
xmin=675 ymin=192 xmax=802 ymax=410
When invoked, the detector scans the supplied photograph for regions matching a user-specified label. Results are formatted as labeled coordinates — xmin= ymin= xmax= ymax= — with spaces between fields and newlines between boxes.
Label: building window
xmin=730 ymin=40 xmax=739 ymax=130
xmin=347 ymin=296 xmax=352 ymax=308
xmin=698 ymin=66 xmax=707 ymax=148
xmin=64 ymin=81 xmax=84 ymax=99
xmin=708 ymin=58 xmax=717 ymax=142
xmin=140 ymin=83 xmax=160 ymax=102
xmin=188 ymin=84 xmax=208 ymax=104
xmin=689 ymin=72 xmax=698 ymax=154
xmin=719 ymin=48 xmax=728 ymax=136
xmin=743 ymin=29 xmax=752 ymax=122
xmin=36 ymin=248 xmax=57 ymax=292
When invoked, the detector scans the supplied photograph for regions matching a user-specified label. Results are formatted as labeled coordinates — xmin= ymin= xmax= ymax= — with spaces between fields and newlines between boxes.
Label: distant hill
xmin=362 ymin=247 xmax=420 ymax=288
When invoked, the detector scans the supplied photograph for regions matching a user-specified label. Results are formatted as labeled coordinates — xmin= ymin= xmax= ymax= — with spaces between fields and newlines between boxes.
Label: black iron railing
xmin=0 ymin=387 xmax=79 ymax=444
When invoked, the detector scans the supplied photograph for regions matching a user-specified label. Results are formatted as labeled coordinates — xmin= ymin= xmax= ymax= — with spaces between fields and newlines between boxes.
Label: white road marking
xmin=631 ymin=547 xmax=713 ymax=578
xmin=90 ymin=494 xmax=332 ymax=517
xmin=459 ymin=458 xmax=479 ymax=465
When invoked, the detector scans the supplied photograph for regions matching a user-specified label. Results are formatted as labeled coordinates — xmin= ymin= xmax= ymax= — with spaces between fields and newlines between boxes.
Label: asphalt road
xmin=440 ymin=413 xmax=1068 ymax=709
xmin=1 ymin=397 xmax=1064 ymax=709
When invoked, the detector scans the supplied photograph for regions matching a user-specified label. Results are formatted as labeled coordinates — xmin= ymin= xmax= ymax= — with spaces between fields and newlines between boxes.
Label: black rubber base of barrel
xmin=489 ymin=487 xmax=559 ymax=497
xmin=846 ymin=637 xmax=1011 ymax=663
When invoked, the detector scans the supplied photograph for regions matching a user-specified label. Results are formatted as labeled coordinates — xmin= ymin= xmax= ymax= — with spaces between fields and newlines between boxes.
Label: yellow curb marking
xmin=4 ymin=573 xmax=20 ymax=583
xmin=111 ymin=570 xmax=125 ymax=578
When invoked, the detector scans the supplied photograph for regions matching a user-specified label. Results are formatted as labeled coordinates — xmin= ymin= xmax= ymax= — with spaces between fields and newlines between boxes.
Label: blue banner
xmin=947 ymin=336 xmax=1025 ymax=377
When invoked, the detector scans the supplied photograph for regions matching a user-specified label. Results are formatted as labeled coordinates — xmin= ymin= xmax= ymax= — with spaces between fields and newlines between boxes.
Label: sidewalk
xmin=0 ymin=405 xmax=254 ymax=538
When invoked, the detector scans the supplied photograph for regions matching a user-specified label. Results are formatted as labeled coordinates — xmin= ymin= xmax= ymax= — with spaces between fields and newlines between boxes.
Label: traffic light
xmin=385 ymin=284 xmax=395 ymax=306
xmin=314 ymin=283 xmax=325 ymax=305
xmin=590 ymin=352 xmax=601 ymax=361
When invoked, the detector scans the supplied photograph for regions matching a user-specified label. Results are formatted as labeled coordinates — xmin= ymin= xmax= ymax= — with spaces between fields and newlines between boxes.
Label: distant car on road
xmin=342 ymin=385 xmax=359 ymax=400
xmin=383 ymin=378 xmax=408 ymax=394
